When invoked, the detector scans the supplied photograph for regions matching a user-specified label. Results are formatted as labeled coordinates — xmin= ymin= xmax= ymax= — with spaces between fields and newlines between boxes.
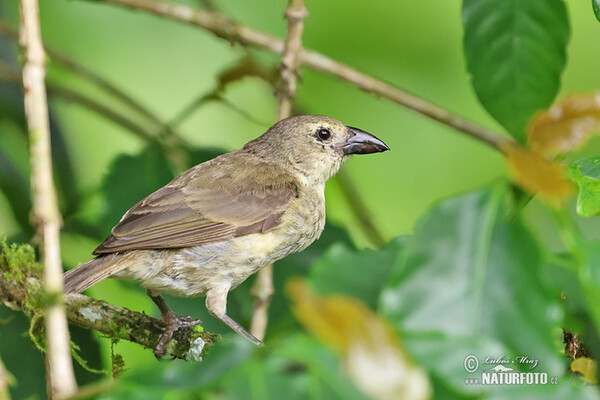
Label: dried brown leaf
xmin=528 ymin=92 xmax=600 ymax=154
xmin=502 ymin=143 xmax=573 ymax=203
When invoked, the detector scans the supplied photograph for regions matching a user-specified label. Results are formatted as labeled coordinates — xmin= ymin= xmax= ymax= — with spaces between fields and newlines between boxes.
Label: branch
xmin=249 ymin=0 xmax=307 ymax=342
xmin=336 ymin=171 xmax=386 ymax=247
xmin=86 ymin=0 xmax=511 ymax=151
xmin=276 ymin=0 xmax=307 ymax=120
xmin=0 ymin=256 xmax=219 ymax=361
xmin=0 ymin=61 xmax=190 ymax=171
xmin=159 ymin=57 xmax=277 ymax=134
xmin=18 ymin=0 xmax=78 ymax=397
xmin=0 ymin=20 xmax=187 ymax=148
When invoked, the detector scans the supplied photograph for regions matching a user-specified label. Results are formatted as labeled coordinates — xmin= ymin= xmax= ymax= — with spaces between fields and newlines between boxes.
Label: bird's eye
xmin=316 ymin=128 xmax=331 ymax=141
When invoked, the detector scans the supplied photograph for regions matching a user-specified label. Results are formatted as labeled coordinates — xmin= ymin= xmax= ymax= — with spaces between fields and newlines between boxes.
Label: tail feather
xmin=64 ymin=255 xmax=125 ymax=293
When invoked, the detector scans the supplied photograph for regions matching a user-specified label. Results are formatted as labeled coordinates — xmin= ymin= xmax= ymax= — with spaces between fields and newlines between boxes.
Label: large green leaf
xmin=462 ymin=0 xmax=569 ymax=142
xmin=381 ymin=185 xmax=597 ymax=398
xmin=568 ymin=156 xmax=600 ymax=217
xmin=101 ymin=335 xmax=367 ymax=400
xmin=101 ymin=337 xmax=257 ymax=399
xmin=309 ymin=237 xmax=405 ymax=309
xmin=211 ymin=335 xmax=366 ymax=400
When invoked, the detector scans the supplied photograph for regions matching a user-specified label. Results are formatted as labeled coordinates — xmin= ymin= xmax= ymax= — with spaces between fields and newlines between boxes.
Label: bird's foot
xmin=154 ymin=311 xmax=203 ymax=359
xmin=147 ymin=290 xmax=203 ymax=359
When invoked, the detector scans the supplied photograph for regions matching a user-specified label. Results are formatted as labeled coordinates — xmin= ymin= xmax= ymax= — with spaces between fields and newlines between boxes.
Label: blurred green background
xmin=1 ymin=0 xmax=600 ymax=398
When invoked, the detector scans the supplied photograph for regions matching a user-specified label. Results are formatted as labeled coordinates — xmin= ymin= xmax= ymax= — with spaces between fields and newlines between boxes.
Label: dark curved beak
xmin=343 ymin=126 xmax=390 ymax=155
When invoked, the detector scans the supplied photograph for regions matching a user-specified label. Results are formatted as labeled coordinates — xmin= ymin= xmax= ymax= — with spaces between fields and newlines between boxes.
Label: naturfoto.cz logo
xmin=463 ymin=355 xmax=559 ymax=385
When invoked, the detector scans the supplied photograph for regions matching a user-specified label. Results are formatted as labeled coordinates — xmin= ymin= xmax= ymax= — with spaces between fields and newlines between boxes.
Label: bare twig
xmin=0 ymin=61 xmax=160 ymax=147
xmin=86 ymin=0 xmax=511 ymax=151
xmin=250 ymin=0 xmax=307 ymax=341
xmin=0 ymin=61 xmax=192 ymax=171
xmin=18 ymin=0 xmax=77 ymax=397
xmin=0 ymin=20 xmax=186 ymax=147
xmin=158 ymin=57 xmax=276 ymax=135
xmin=276 ymin=0 xmax=307 ymax=120
xmin=336 ymin=171 xmax=386 ymax=247
xmin=249 ymin=265 xmax=274 ymax=340
xmin=0 ymin=20 xmax=190 ymax=171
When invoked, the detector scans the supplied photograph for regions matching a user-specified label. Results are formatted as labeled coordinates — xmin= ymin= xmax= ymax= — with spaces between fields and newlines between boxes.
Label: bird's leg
xmin=206 ymin=285 xmax=264 ymax=346
xmin=146 ymin=289 xmax=202 ymax=359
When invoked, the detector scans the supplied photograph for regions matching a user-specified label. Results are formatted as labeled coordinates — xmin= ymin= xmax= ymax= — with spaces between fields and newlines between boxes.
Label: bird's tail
xmin=64 ymin=254 xmax=124 ymax=293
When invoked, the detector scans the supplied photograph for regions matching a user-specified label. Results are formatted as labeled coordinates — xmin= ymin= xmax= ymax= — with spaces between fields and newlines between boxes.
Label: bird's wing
xmin=93 ymin=158 xmax=299 ymax=254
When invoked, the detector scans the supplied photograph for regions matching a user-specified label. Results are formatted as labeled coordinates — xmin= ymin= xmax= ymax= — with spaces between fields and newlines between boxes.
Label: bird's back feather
xmin=93 ymin=153 xmax=298 ymax=255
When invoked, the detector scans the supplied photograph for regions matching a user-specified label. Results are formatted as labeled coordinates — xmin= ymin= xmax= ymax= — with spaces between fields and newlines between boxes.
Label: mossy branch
xmin=0 ymin=243 xmax=219 ymax=361
xmin=64 ymin=294 xmax=219 ymax=360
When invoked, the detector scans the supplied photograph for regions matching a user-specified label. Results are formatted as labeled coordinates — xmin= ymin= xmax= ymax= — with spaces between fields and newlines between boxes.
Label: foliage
xmin=1 ymin=0 xmax=600 ymax=399
xmin=462 ymin=0 xmax=569 ymax=143
xmin=569 ymin=156 xmax=600 ymax=217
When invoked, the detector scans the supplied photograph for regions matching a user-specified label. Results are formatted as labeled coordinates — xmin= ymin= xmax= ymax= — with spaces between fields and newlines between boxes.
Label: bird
xmin=64 ymin=114 xmax=389 ymax=358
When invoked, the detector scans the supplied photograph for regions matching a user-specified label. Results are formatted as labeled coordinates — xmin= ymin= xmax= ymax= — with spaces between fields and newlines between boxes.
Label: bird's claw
xmin=154 ymin=313 xmax=203 ymax=359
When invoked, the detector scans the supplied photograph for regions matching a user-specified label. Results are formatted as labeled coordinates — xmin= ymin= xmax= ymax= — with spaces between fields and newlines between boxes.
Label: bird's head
xmin=244 ymin=115 xmax=389 ymax=187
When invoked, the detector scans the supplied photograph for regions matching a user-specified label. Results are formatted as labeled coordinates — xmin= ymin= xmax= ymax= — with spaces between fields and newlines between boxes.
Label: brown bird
xmin=64 ymin=115 xmax=388 ymax=357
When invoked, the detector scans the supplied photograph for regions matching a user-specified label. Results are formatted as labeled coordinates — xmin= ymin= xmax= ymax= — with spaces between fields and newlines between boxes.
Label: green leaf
xmin=568 ymin=156 xmax=600 ymax=216
xmin=101 ymin=337 xmax=257 ymax=399
xmin=274 ymin=335 xmax=368 ymax=400
xmin=380 ymin=185 xmax=592 ymax=398
xmin=309 ymin=237 xmax=405 ymax=309
xmin=594 ymin=0 xmax=600 ymax=22
xmin=0 ymin=147 xmax=31 ymax=236
xmin=0 ymin=309 xmax=46 ymax=400
xmin=462 ymin=0 xmax=569 ymax=142
xmin=215 ymin=335 xmax=366 ymax=400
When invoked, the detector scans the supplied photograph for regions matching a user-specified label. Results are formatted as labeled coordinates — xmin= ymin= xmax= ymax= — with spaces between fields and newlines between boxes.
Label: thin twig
xmin=0 ymin=61 xmax=194 ymax=173
xmin=18 ymin=0 xmax=77 ymax=398
xmin=0 ymin=61 xmax=162 ymax=147
xmin=0 ymin=20 xmax=190 ymax=172
xmin=86 ymin=0 xmax=511 ymax=151
xmin=250 ymin=0 xmax=307 ymax=341
xmin=276 ymin=0 xmax=307 ymax=120
xmin=0 ymin=20 xmax=187 ymax=146
xmin=336 ymin=171 xmax=386 ymax=247
xmin=158 ymin=57 xmax=276 ymax=135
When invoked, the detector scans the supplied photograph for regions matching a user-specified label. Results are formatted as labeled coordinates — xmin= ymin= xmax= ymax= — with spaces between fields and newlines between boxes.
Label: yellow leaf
xmin=287 ymin=279 xmax=431 ymax=400
xmin=571 ymin=357 xmax=598 ymax=384
xmin=502 ymin=143 xmax=573 ymax=203
xmin=528 ymin=92 xmax=600 ymax=154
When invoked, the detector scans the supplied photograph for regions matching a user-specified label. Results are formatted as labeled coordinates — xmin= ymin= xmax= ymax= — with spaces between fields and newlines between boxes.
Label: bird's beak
xmin=342 ymin=126 xmax=390 ymax=155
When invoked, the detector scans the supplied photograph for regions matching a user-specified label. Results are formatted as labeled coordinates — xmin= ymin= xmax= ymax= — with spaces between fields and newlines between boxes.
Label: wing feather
xmin=94 ymin=155 xmax=298 ymax=254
